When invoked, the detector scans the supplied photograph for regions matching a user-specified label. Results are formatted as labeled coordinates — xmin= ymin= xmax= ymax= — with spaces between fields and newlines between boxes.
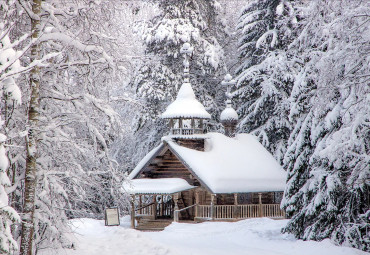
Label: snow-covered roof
xmin=161 ymin=83 xmax=211 ymax=119
xmin=123 ymin=178 xmax=195 ymax=194
xmin=165 ymin=133 xmax=286 ymax=193
xmin=130 ymin=132 xmax=286 ymax=194
xmin=220 ymin=107 xmax=238 ymax=121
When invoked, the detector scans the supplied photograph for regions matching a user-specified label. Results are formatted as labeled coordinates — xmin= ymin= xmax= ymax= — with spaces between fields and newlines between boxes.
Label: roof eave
xmin=128 ymin=186 xmax=197 ymax=195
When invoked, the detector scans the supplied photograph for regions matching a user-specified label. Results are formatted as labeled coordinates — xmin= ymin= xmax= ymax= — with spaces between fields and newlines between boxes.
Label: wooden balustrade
xmin=171 ymin=128 xmax=204 ymax=135
xmin=197 ymin=205 xmax=211 ymax=218
xmin=262 ymin=204 xmax=285 ymax=218
xmin=136 ymin=203 xmax=284 ymax=220
xmin=239 ymin=204 xmax=260 ymax=218
xmin=214 ymin=205 xmax=235 ymax=219
xmin=196 ymin=204 xmax=284 ymax=219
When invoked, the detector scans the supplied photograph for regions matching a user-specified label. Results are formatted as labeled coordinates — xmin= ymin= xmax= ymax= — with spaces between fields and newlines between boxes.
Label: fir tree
xmin=281 ymin=0 xmax=370 ymax=251
xmin=235 ymin=0 xmax=296 ymax=161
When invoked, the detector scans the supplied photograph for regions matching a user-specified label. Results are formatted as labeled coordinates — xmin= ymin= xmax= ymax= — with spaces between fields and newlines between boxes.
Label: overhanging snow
xmin=123 ymin=178 xmax=195 ymax=195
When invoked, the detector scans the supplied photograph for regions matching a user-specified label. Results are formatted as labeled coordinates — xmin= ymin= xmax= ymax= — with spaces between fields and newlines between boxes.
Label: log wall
xmin=141 ymin=149 xmax=200 ymax=186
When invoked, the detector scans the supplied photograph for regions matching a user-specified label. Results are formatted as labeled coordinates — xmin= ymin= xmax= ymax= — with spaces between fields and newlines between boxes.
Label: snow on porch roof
xmin=161 ymin=83 xmax=211 ymax=119
xmin=165 ymin=133 xmax=286 ymax=193
xmin=123 ymin=178 xmax=196 ymax=195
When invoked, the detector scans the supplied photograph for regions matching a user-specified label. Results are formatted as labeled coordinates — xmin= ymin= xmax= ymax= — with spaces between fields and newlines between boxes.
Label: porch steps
xmin=135 ymin=219 xmax=173 ymax=231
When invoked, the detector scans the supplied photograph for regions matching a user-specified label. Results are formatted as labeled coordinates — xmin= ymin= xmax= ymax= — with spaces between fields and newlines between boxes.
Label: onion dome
xmin=161 ymin=42 xmax=211 ymax=120
xmin=220 ymin=101 xmax=238 ymax=122
xmin=161 ymin=82 xmax=211 ymax=119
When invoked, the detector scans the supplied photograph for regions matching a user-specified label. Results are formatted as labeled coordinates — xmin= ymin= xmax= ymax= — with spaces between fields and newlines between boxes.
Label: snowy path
xmin=41 ymin=217 xmax=367 ymax=255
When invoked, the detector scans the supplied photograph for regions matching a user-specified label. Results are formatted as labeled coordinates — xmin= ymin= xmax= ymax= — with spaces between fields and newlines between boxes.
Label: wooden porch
xmin=130 ymin=191 xmax=285 ymax=230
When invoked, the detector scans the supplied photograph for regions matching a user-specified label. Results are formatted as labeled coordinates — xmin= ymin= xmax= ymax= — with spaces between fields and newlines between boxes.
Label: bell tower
xmin=161 ymin=43 xmax=211 ymax=151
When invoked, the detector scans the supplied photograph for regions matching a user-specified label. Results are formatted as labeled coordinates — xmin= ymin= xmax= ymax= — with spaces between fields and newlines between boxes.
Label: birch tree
xmin=19 ymin=0 xmax=42 ymax=253
xmin=14 ymin=0 xmax=132 ymax=252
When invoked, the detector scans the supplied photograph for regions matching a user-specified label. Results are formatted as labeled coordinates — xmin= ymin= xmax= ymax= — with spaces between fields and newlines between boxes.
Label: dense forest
xmin=0 ymin=0 xmax=368 ymax=254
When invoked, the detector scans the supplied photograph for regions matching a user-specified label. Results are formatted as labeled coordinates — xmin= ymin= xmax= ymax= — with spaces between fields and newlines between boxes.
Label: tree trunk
xmin=20 ymin=0 xmax=41 ymax=254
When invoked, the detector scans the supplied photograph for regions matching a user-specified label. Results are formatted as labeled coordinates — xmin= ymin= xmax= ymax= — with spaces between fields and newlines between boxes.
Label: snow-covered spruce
xmin=235 ymin=0 xmax=295 ymax=162
xmin=236 ymin=0 xmax=369 ymax=251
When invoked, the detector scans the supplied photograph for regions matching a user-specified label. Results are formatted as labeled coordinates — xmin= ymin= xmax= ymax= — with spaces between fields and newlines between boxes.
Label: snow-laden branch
xmin=0 ymin=52 xmax=59 ymax=83
xmin=18 ymin=0 xmax=40 ymax=21
xmin=39 ymin=32 xmax=114 ymax=67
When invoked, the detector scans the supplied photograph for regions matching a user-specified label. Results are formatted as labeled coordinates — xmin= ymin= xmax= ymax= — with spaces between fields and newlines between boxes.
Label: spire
xmin=180 ymin=42 xmax=193 ymax=84
xmin=220 ymin=74 xmax=238 ymax=137
xmin=162 ymin=42 xmax=210 ymax=120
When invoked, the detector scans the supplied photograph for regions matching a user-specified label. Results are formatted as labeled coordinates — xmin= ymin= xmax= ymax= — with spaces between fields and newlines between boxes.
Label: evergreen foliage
xmin=235 ymin=0 xmax=296 ymax=161
xmin=237 ymin=0 xmax=369 ymax=251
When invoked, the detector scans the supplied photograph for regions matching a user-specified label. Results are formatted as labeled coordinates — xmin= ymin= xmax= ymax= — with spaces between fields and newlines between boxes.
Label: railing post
xmin=130 ymin=195 xmax=135 ymax=229
xmin=160 ymin=195 xmax=164 ymax=217
xmin=258 ymin=193 xmax=262 ymax=217
xmin=153 ymin=195 xmax=157 ymax=219
xmin=234 ymin=193 xmax=239 ymax=219
xmin=195 ymin=190 xmax=200 ymax=219
xmin=211 ymin=194 xmax=216 ymax=220
xmin=174 ymin=193 xmax=179 ymax=222
xmin=139 ymin=195 xmax=142 ymax=214
xmin=179 ymin=118 xmax=183 ymax=135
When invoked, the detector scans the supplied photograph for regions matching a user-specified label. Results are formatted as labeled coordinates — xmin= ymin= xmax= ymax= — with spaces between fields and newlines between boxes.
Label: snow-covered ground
xmin=41 ymin=217 xmax=367 ymax=255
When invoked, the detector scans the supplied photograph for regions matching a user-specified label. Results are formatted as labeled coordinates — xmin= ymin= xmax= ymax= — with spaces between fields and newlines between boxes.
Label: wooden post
xmin=211 ymin=194 xmax=216 ymax=220
xmin=234 ymin=193 xmax=238 ymax=219
xmin=195 ymin=190 xmax=200 ymax=218
xmin=153 ymin=195 xmax=157 ymax=219
xmin=130 ymin=195 xmax=135 ymax=229
xmin=174 ymin=193 xmax=179 ymax=222
xmin=139 ymin=195 xmax=142 ymax=214
xmin=179 ymin=118 xmax=183 ymax=134
xmin=258 ymin=193 xmax=262 ymax=217
xmin=160 ymin=195 xmax=164 ymax=217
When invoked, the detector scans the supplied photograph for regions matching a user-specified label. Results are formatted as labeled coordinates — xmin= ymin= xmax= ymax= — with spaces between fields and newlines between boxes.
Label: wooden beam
xmin=174 ymin=193 xmax=179 ymax=222
xmin=130 ymin=195 xmax=135 ymax=229
xmin=234 ymin=193 xmax=239 ymax=219
xmin=195 ymin=190 xmax=200 ymax=218
xmin=211 ymin=194 xmax=216 ymax=220
xmin=258 ymin=193 xmax=262 ymax=217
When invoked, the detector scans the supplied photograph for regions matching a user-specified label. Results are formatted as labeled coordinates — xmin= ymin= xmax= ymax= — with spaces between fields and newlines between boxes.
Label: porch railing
xmin=135 ymin=203 xmax=155 ymax=216
xmin=134 ymin=201 xmax=174 ymax=218
xmin=196 ymin=204 xmax=284 ymax=219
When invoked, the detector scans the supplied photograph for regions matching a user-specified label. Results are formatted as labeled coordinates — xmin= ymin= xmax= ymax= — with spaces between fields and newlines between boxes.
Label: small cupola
xmin=161 ymin=43 xmax=211 ymax=136
xmin=220 ymin=74 xmax=238 ymax=137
